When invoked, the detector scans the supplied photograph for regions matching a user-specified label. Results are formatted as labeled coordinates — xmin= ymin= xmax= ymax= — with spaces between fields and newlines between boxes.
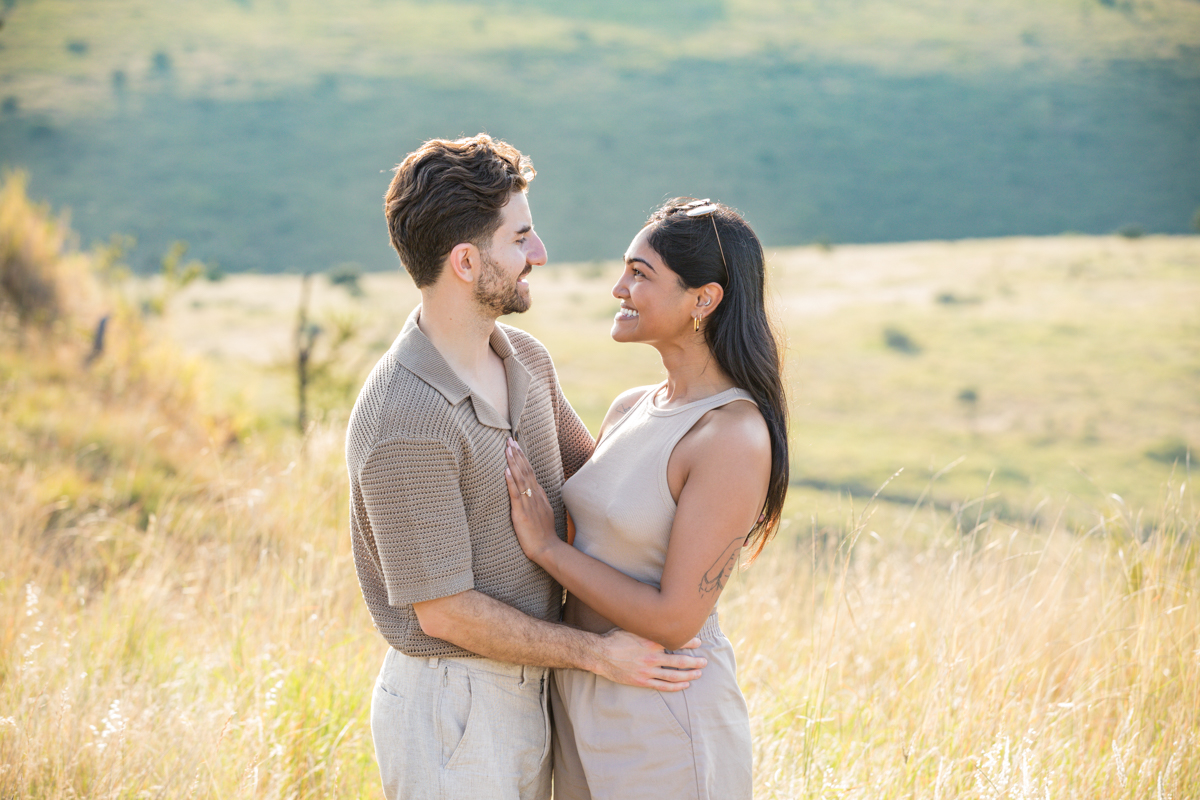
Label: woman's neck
xmin=653 ymin=341 xmax=735 ymax=408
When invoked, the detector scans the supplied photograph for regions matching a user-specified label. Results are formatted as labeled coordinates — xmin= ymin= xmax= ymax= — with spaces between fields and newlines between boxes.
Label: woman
xmin=503 ymin=198 xmax=789 ymax=800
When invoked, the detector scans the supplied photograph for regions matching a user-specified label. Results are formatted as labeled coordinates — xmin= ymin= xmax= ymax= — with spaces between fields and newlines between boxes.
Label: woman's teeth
xmin=617 ymin=308 xmax=638 ymax=319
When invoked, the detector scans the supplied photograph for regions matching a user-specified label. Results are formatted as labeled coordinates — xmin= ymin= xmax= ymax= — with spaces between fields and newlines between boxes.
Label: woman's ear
xmin=447 ymin=242 xmax=479 ymax=284
xmin=695 ymin=282 xmax=724 ymax=315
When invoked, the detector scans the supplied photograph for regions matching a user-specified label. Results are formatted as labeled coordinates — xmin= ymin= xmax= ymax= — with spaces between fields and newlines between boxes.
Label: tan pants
xmin=371 ymin=647 xmax=552 ymax=800
xmin=550 ymin=613 xmax=752 ymax=800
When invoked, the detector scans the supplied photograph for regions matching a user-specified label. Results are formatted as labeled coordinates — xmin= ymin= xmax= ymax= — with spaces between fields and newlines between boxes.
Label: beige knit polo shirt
xmin=347 ymin=306 xmax=595 ymax=659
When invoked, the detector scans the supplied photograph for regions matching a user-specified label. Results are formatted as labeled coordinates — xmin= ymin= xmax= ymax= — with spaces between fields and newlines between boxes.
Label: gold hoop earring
xmin=693 ymin=316 xmax=701 ymax=333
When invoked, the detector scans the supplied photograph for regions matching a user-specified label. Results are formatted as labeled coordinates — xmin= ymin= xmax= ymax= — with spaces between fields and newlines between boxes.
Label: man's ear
xmin=447 ymin=242 xmax=479 ymax=283
xmin=695 ymin=282 xmax=724 ymax=314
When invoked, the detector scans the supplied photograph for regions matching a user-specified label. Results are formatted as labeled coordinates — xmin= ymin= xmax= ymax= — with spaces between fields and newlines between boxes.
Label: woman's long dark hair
xmin=645 ymin=198 xmax=789 ymax=559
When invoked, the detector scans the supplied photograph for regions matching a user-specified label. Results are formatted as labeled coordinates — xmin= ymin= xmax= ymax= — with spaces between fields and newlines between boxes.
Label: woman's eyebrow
xmin=624 ymin=256 xmax=656 ymax=273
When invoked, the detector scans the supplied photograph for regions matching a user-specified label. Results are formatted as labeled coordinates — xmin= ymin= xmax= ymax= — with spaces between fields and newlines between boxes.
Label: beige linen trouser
xmin=549 ymin=613 xmax=753 ymax=800
xmin=371 ymin=647 xmax=552 ymax=800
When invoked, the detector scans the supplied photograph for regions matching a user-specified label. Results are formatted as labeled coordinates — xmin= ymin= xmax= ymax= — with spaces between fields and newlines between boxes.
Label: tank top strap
xmin=643 ymin=385 xmax=755 ymax=420
xmin=597 ymin=381 xmax=666 ymax=443
xmin=639 ymin=386 xmax=757 ymax=511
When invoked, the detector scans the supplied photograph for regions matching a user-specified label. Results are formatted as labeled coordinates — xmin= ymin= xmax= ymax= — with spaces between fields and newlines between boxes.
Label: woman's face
xmin=610 ymin=225 xmax=697 ymax=346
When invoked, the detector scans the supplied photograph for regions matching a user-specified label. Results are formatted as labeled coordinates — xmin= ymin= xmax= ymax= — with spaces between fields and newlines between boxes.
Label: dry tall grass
xmin=727 ymin=488 xmax=1198 ymax=798
xmin=2 ymin=182 xmax=1197 ymax=798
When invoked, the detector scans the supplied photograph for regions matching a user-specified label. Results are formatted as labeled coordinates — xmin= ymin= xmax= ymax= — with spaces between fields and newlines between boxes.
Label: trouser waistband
xmin=420 ymin=652 xmax=549 ymax=682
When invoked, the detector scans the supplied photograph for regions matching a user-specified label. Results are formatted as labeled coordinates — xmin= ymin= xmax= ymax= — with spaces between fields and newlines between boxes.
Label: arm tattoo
xmin=614 ymin=401 xmax=632 ymax=417
xmin=698 ymin=537 xmax=743 ymax=597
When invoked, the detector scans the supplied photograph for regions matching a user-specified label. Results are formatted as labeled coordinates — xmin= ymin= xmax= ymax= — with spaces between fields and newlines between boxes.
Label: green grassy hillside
xmin=1 ymin=0 xmax=1199 ymax=272
xmin=6 ymin=0 xmax=1200 ymax=103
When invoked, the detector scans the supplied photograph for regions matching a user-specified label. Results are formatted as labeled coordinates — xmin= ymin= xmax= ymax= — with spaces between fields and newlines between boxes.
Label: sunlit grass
xmin=0 ymin=325 xmax=378 ymax=796
xmin=3 ymin=353 xmax=1196 ymax=796
xmin=2 ymin=183 xmax=1197 ymax=796
xmin=726 ymin=480 xmax=1198 ymax=798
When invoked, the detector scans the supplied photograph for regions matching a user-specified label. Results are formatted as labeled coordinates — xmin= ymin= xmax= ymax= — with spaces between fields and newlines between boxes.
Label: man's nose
xmin=528 ymin=232 xmax=547 ymax=266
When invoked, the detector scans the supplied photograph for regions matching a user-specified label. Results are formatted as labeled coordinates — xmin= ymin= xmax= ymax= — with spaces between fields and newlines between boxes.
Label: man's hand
xmin=591 ymin=629 xmax=706 ymax=692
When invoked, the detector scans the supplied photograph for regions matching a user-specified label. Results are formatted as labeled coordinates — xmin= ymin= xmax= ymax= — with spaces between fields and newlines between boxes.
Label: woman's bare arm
xmin=505 ymin=400 xmax=770 ymax=649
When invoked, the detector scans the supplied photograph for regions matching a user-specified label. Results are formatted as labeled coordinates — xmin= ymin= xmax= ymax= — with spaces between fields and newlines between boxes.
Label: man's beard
xmin=473 ymin=250 xmax=530 ymax=316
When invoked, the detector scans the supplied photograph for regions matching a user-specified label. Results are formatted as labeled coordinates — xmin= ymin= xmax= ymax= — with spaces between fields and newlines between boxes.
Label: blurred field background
xmin=2 ymin=0 xmax=1199 ymax=797
xmin=3 ymin=174 xmax=1198 ymax=797
xmin=0 ymin=0 xmax=1199 ymax=272
xmin=161 ymin=232 xmax=1200 ymax=522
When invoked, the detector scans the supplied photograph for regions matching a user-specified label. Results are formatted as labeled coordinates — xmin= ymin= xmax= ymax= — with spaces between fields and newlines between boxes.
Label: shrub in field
xmin=0 ymin=171 xmax=66 ymax=328
xmin=0 ymin=171 xmax=106 ymax=335
xmin=883 ymin=325 xmax=920 ymax=354
xmin=327 ymin=262 xmax=364 ymax=297
xmin=1145 ymin=436 xmax=1191 ymax=465
xmin=141 ymin=240 xmax=205 ymax=316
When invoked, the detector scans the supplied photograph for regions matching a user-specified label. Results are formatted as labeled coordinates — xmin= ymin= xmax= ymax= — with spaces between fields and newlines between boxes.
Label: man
xmin=346 ymin=133 xmax=706 ymax=800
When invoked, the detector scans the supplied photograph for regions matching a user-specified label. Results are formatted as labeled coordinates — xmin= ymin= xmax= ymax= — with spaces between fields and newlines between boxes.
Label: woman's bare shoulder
xmin=688 ymin=397 xmax=771 ymax=461
xmin=597 ymin=384 xmax=657 ymax=440
xmin=610 ymin=384 xmax=657 ymax=413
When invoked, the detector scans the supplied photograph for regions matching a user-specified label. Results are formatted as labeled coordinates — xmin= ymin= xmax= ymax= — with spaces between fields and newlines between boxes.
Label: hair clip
xmin=678 ymin=199 xmax=719 ymax=217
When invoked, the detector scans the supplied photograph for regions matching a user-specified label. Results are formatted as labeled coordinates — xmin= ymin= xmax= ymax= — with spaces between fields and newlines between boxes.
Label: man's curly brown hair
xmin=384 ymin=133 xmax=535 ymax=288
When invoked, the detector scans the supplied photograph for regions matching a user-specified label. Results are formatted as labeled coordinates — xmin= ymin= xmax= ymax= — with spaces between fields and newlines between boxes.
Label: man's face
xmin=473 ymin=191 xmax=546 ymax=317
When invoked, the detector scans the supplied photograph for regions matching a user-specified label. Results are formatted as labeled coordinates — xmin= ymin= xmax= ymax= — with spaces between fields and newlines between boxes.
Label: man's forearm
xmin=414 ymin=589 xmax=598 ymax=670
xmin=412 ymin=589 xmax=707 ymax=691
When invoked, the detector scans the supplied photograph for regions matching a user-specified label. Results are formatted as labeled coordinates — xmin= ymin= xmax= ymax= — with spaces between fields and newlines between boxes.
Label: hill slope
xmin=1 ymin=0 xmax=1198 ymax=270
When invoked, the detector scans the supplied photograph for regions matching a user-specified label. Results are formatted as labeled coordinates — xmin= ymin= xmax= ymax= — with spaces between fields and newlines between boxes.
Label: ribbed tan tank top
xmin=561 ymin=383 xmax=756 ymax=590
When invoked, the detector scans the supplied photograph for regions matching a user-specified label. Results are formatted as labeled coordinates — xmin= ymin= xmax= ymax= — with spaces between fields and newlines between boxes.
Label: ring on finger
xmin=522 ymin=487 xmax=532 ymax=497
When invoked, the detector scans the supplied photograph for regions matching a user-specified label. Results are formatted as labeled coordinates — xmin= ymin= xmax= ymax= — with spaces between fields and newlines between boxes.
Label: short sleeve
xmin=553 ymin=379 xmax=596 ymax=480
xmin=358 ymin=437 xmax=475 ymax=606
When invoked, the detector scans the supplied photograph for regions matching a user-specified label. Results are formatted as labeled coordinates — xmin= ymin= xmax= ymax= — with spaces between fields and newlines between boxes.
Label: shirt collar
xmin=390 ymin=306 xmax=531 ymax=432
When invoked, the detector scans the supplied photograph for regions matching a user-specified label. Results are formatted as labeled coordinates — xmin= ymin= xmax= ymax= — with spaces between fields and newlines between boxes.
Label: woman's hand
xmin=504 ymin=438 xmax=559 ymax=563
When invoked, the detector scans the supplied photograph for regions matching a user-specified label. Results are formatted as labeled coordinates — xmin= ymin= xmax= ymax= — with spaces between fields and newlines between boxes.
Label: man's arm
xmin=552 ymin=380 xmax=595 ymax=480
xmin=413 ymin=590 xmax=706 ymax=691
